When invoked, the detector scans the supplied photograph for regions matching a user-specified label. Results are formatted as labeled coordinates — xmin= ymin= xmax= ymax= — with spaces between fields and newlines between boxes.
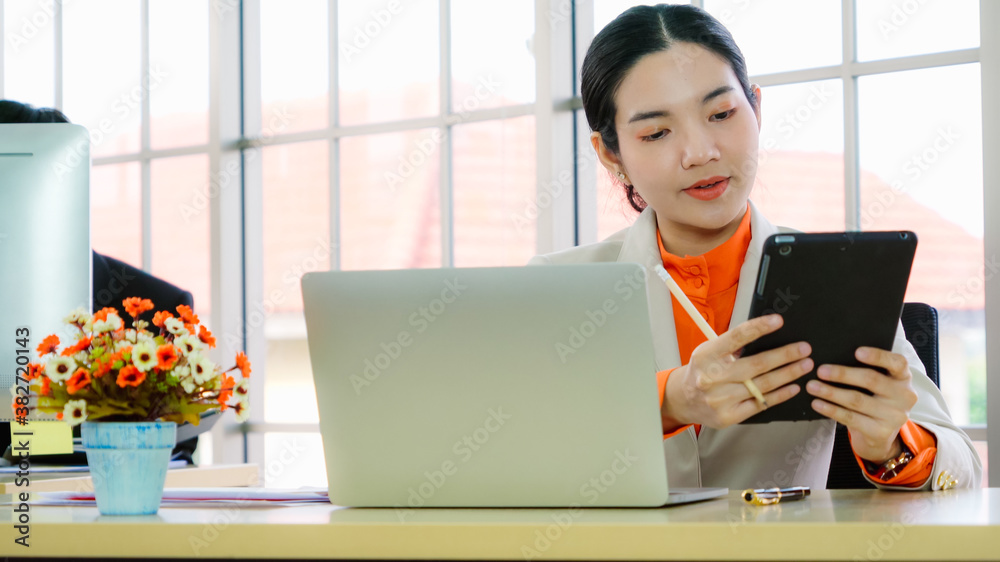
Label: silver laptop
xmin=302 ymin=264 xmax=726 ymax=508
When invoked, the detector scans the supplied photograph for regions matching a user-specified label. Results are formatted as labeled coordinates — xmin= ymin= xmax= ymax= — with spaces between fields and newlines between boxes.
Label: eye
xmin=711 ymin=109 xmax=735 ymax=121
xmin=641 ymin=129 xmax=669 ymax=142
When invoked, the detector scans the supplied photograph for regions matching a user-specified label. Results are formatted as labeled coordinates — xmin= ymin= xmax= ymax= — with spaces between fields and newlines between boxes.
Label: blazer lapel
xmin=728 ymin=201 xmax=783 ymax=331
xmin=618 ymin=202 xmax=786 ymax=370
xmin=616 ymin=208 xmax=682 ymax=371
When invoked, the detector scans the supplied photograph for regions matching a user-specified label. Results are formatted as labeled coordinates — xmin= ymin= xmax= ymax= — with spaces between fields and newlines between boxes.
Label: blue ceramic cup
xmin=82 ymin=421 xmax=177 ymax=515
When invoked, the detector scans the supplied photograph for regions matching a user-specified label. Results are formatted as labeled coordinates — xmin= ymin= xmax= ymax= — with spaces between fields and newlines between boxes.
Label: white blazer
xmin=529 ymin=201 xmax=982 ymax=490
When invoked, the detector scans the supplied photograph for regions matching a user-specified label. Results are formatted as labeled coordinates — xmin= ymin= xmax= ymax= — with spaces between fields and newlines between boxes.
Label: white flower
xmin=180 ymin=377 xmax=197 ymax=393
xmin=74 ymin=351 xmax=89 ymax=364
xmin=93 ymin=313 xmax=124 ymax=334
xmin=63 ymin=399 xmax=88 ymax=426
xmin=114 ymin=339 xmax=133 ymax=353
xmin=164 ymin=317 xmax=188 ymax=336
xmin=233 ymin=379 xmax=250 ymax=401
xmin=46 ymin=356 xmax=77 ymax=382
xmin=188 ymin=353 xmax=216 ymax=384
xmin=125 ymin=329 xmax=154 ymax=347
xmin=233 ymin=399 xmax=250 ymax=422
xmin=174 ymin=365 xmax=191 ymax=379
xmin=131 ymin=342 xmax=158 ymax=372
xmin=64 ymin=307 xmax=92 ymax=325
xmin=173 ymin=334 xmax=204 ymax=356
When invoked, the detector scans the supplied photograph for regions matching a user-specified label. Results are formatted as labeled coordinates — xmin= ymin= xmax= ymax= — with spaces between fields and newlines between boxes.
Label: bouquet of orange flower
xmin=18 ymin=297 xmax=251 ymax=426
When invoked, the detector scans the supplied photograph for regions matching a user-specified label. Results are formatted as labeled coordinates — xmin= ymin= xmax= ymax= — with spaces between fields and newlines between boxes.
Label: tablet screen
xmin=740 ymin=231 xmax=916 ymax=424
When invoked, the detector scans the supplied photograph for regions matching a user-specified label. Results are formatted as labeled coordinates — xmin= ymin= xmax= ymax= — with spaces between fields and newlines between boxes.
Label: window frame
xmin=1 ymin=0 xmax=994 ymax=485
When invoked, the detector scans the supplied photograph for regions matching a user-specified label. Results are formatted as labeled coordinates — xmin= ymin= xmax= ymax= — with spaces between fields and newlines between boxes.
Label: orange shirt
xmin=652 ymin=206 xmax=935 ymax=487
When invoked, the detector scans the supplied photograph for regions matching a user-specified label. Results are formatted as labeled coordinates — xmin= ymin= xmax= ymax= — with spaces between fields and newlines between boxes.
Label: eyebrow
xmin=626 ymin=85 xmax=736 ymax=124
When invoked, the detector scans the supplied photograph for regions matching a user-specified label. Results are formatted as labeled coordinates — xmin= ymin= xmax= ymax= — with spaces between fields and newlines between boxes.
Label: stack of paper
xmin=0 ymin=463 xmax=259 ymax=493
xmin=33 ymin=487 xmax=330 ymax=507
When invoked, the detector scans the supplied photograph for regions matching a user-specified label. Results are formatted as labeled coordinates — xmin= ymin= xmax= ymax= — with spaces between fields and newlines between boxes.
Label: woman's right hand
xmin=661 ymin=314 xmax=813 ymax=431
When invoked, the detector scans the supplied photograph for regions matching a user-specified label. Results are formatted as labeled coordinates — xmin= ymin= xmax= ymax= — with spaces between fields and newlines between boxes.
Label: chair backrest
xmin=899 ymin=302 xmax=940 ymax=387
xmin=826 ymin=302 xmax=940 ymax=489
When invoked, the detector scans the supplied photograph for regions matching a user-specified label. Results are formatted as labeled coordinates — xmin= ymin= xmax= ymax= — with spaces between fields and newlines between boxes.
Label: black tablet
xmin=740 ymin=231 xmax=917 ymax=424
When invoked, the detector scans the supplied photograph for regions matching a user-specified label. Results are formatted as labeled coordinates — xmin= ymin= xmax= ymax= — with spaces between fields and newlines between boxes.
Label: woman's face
xmin=598 ymin=43 xmax=761 ymax=241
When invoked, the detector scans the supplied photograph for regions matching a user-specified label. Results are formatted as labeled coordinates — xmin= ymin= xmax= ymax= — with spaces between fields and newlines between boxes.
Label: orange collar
xmin=656 ymin=206 xmax=753 ymax=300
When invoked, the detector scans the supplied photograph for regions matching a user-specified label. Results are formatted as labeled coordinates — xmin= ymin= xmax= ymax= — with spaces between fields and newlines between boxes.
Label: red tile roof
xmin=93 ymin=103 xmax=984 ymax=316
xmin=600 ymin=149 xmax=984 ymax=310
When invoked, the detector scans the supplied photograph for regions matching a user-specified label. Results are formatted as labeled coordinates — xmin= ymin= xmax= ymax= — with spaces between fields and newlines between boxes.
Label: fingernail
xmin=770 ymin=315 xmax=782 ymax=327
xmin=857 ymin=347 xmax=869 ymax=359
xmin=806 ymin=380 xmax=822 ymax=394
xmin=798 ymin=342 xmax=810 ymax=355
xmin=817 ymin=365 xmax=830 ymax=378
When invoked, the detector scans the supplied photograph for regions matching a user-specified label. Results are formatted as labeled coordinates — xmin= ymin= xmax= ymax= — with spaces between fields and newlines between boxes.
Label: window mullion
xmin=440 ymin=0 xmax=454 ymax=267
xmin=240 ymin=0 xmax=265 ymax=469
xmin=534 ymin=0 xmax=576 ymax=256
xmin=574 ymin=0 xmax=597 ymax=245
xmin=329 ymin=0 xmax=341 ymax=271
xmin=981 ymin=0 xmax=1000 ymax=487
xmin=843 ymin=0 xmax=859 ymax=231
xmin=209 ymin=0 xmax=250 ymax=466
xmin=0 ymin=0 xmax=4 ymax=98
xmin=140 ymin=0 xmax=152 ymax=271
xmin=53 ymin=0 xmax=63 ymax=109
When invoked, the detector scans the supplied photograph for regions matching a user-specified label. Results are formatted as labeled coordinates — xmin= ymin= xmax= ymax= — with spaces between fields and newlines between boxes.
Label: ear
xmin=590 ymin=131 xmax=629 ymax=183
xmin=751 ymin=83 xmax=762 ymax=130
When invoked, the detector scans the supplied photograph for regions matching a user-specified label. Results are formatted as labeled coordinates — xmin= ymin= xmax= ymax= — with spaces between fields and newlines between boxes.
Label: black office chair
xmin=826 ymin=302 xmax=940 ymax=489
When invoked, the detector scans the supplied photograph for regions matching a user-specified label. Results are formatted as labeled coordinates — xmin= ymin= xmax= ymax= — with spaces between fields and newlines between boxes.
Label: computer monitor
xmin=0 ymin=123 xmax=90 ymax=422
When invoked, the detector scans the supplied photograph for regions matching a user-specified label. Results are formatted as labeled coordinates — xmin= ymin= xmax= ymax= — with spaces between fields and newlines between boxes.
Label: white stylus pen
xmin=653 ymin=264 xmax=768 ymax=407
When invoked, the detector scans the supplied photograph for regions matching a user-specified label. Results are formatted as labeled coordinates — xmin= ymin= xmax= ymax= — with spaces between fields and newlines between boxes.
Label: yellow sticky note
xmin=8 ymin=421 xmax=73 ymax=456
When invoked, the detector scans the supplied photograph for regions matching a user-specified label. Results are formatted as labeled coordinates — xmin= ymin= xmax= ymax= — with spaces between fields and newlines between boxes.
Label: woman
xmin=530 ymin=5 xmax=980 ymax=490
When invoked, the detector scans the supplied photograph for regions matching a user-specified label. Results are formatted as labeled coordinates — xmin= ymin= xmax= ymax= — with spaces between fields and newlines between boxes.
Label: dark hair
xmin=581 ymin=4 xmax=756 ymax=212
xmin=0 ymin=100 xmax=70 ymax=123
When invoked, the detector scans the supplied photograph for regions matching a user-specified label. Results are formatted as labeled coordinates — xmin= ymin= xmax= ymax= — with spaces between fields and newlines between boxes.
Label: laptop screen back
xmin=302 ymin=263 xmax=669 ymax=507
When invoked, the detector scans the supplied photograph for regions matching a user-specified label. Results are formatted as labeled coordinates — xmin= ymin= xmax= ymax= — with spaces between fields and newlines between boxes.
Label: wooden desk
xmin=3 ymin=489 xmax=999 ymax=560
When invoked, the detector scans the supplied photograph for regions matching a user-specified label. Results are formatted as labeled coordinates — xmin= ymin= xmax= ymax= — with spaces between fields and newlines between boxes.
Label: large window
xmin=251 ymin=0 xmax=537 ymax=487
xmin=2 ymin=0 xmax=994 ymax=486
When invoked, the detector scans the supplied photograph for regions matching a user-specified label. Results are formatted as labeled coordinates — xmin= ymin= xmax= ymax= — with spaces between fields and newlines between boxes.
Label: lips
xmin=683 ymin=176 xmax=729 ymax=201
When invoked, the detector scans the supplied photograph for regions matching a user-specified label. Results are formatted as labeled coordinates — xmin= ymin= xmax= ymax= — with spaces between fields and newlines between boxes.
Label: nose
xmin=680 ymin=126 xmax=721 ymax=169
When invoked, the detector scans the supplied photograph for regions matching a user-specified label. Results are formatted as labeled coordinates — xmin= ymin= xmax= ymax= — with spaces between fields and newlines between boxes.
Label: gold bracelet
xmin=871 ymin=449 xmax=914 ymax=481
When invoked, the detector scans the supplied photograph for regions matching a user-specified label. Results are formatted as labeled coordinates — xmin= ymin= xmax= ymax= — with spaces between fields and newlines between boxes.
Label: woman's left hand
xmin=806 ymin=347 xmax=918 ymax=463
